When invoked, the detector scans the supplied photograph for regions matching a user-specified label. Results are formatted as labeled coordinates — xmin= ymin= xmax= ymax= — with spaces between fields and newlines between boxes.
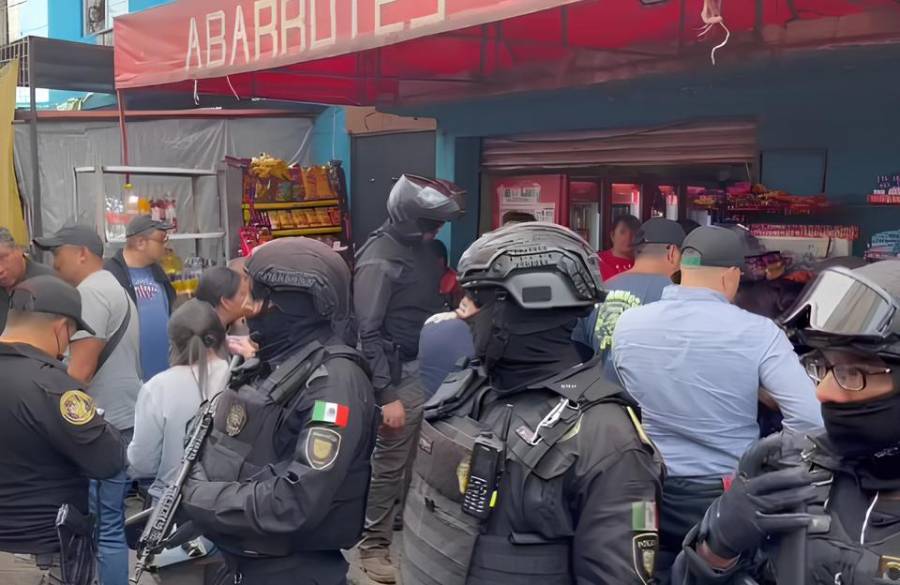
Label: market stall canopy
xmin=114 ymin=0 xmax=900 ymax=106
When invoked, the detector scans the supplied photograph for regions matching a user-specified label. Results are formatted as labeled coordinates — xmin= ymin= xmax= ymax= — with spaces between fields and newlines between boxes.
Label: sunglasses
xmin=800 ymin=350 xmax=892 ymax=392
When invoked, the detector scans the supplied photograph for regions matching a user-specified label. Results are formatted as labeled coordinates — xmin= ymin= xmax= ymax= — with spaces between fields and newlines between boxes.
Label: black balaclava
xmin=247 ymin=289 xmax=332 ymax=366
xmin=821 ymin=368 xmax=900 ymax=465
xmin=467 ymin=293 xmax=587 ymax=392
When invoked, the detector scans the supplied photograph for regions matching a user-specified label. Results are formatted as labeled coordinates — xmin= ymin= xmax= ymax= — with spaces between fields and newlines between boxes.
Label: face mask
xmin=822 ymin=391 xmax=900 ymax=459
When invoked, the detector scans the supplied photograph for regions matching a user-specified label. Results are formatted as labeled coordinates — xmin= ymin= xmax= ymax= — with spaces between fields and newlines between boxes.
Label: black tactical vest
xmin=198 ymin=342 xmax=370 ymax=557
xmin=401 ymin=358 xmax=637 ymax=585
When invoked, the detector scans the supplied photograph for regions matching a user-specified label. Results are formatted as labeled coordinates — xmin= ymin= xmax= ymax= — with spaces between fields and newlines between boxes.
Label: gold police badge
xmin=59 ymin=390 xmax=96 ymax=426
xmin=225 ymin=403 xmax=247 ymax=437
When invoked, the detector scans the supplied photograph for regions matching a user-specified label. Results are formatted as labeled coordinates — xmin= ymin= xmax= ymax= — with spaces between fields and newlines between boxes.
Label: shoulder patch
xmin=59 ymin=390 xmax=96 ymax=426
xmin=305 ymin=427 xmax=341 ymax=470
xmin=633 ymin=533 xmax=658 ymax=585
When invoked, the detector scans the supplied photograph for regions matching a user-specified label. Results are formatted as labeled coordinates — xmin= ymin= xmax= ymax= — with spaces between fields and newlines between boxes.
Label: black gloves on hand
xmin=701 ymin=465 xmax=827 ymax=560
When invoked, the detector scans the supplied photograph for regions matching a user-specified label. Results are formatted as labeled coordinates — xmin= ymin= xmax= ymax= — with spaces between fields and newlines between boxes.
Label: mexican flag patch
xmin=312 ymin=400 xmax=349 ymax=428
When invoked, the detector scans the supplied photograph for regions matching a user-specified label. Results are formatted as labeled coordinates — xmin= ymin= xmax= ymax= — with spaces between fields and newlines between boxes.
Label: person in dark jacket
xmin=402 ymin=222 xmax=665 ymax=585
xmin=672 ymin=260 xmax=900 ymax=585
xmin=104 ymin=215 xmax=176 ymax=381
xmin=0 ymin=226 xmax=53 ymax=332
xmin=181 ymin=237 xmax=377 ymax=585
xmin=0 ymin=275 xmax=125 ymax=583
xmin=354 ymin=175 xmax=466 ymax=583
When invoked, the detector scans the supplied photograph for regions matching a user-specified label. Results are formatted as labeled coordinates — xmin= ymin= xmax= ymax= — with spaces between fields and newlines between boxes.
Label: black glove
xmin=702 ymin=465 xmax=826 ymax=559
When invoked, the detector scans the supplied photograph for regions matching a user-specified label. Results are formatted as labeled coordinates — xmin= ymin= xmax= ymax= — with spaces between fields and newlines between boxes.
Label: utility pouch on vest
xmin=56 ymin=504 xmax=96 ymax=585
xmin=403 ymin=415 xmax=489 ymax=585
xmin=385 ymin=341 xmax=402 ymax=385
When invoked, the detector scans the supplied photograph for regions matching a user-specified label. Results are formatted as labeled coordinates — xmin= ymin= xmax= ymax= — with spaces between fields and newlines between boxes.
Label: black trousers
xmin=219 ymin=550 xmax=348 ymax=585
xmin=655 ymin=476 xmax=725 ymax=585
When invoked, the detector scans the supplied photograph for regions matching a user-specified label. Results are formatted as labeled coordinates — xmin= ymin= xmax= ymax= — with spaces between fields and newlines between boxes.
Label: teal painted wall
xmin=311 ymin=107 xmax=352 ymax=201
xmin=395 ymin=45 xmax=900 ymax=254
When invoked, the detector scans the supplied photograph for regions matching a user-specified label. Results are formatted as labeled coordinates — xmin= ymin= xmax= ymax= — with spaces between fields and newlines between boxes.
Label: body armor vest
xmin=401 ymin=358 xmax=635 ymax=585
xmin=198 ymin=342 xmax=370 ymax=557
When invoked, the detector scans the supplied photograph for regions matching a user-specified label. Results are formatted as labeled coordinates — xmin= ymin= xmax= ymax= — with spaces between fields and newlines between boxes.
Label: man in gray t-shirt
xmin=35 ymin=225 xmax=143 ymax=585
xmin=35 ymin=226 xmax=142 ymax=429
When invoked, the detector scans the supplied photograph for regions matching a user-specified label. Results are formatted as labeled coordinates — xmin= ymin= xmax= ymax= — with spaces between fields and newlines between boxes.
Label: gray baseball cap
xmin=126 ymin=215 xmax=173 ymax=238
xmin=9 ymin=275 xmax=95 ymax=334
xmin=680 ymin=226 xmax=747 ymax=269
xmin=633 ymin=218 xmax=686 ymax=247
xmin=34 ymin=225 xmax=104 ymax=257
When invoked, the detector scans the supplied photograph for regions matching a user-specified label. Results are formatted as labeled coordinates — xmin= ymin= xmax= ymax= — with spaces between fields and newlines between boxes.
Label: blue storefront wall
xmin=396 ymin=45 xmax=900 ymax=260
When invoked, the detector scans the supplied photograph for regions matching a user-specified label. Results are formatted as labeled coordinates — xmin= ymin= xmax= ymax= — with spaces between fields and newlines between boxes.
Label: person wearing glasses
xmin=672 ymin=259 xmax=900 ymax=585
xmin=105 ymin=215 xmax=176 ymax=381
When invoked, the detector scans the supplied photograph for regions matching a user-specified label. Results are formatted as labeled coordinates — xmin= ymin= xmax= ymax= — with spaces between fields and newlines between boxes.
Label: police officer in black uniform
xmin=402 ymin=222 xmax=665 ymax=585
xmin=180 ymin=237 xmax=377 ymax=585
xmin=354 ymin=175 xmax=465 ymax=583
xmin=672 ymin=259 xmax=900 ymax=585
xmin=0 ymin=275 xmax=125 ymax=582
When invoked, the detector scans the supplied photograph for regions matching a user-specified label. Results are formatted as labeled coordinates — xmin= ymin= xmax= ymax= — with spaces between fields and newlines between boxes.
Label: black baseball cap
xmin=680 ymin=226 xmax=747 ymax=269
xmin=9 ymin=275 xmax=95 ymax=334
xmin=633 ymin=218 xmax=686 ymax=247
xmin=34 ymin=225 xmax=104 ymax=257
xmin=126 ymin=215 xmax=173 ymax=238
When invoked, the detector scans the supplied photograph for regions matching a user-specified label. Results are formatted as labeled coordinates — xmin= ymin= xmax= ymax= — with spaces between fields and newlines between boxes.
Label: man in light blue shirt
xmin=612 ymin=226 xmax=823 ymax=583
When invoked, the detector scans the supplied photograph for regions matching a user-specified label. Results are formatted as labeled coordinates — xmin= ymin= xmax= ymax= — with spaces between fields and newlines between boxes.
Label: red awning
xmin=114 ymin=0 xmax=900 ymax=106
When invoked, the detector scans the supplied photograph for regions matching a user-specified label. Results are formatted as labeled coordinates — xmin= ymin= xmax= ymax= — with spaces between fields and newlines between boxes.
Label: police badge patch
xmin=306 ymin=427 xmax=341 ymax=470
xmin=59 ymin=390 xmax=96 ymax=426
xmin=225 ymin=403 xmax=247 ymax=436
xmin=632 ymin=533 xmax=657 ymax=585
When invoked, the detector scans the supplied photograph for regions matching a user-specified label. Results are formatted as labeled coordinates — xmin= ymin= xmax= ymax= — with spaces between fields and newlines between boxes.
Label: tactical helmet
xmin=781 ymin=260 xmax=900 ymax=359
xmin=457 ymin=222 xmax=604 ymax=310
xmin=246 ymin=237 xmax=351 ymax=322
xmin=386 ymin=175 xmax=466 ymax=238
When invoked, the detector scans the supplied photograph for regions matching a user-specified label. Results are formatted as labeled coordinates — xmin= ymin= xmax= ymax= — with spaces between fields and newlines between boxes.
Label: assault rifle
xmin=130 ymin=394 xmax=216 ymax=583
xmin=130 ymin=355 xmax=240 ymax=584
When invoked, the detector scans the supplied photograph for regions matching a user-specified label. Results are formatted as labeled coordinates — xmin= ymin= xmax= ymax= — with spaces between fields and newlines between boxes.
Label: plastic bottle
xmin=138 ymin=195 xmax=151 ymax=215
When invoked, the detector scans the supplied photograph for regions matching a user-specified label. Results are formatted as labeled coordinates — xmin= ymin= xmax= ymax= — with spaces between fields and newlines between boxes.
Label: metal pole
xmin=28 ymin=41 xmax=41 ymax=238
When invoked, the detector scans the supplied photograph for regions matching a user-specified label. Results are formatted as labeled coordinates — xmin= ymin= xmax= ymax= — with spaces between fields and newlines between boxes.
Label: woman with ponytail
xmin=127 ymin=299 xmax=228 ymax=498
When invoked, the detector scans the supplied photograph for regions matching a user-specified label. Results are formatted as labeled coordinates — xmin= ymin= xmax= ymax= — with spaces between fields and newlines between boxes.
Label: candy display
xmin=750 ymin=224 xmax=859 ymax=240
xmin=234 ymin=156 xmax=350 ymax=256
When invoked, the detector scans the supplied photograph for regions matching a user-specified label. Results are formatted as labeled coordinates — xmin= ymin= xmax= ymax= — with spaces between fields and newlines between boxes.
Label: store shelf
xmin=270 ymin=226 xmax=342 ymax=237
xmin=107 ymin=231 xmax=226 ymax=244
xmin=242 ymin=199 xmax=339 ymax=210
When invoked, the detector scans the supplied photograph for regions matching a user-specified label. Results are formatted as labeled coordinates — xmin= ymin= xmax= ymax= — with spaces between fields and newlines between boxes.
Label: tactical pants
xmin=360 ymin=363 xmax=425 ymax=553
xmin=218 ymin=551 xmax=348 ymax=585
xmin=656 ymin=476 xmax=725 ymax=585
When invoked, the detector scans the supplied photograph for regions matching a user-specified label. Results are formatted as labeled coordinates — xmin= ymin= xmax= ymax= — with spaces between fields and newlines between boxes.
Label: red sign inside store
xmin=114 ymin=0 xmax=580 ymax=89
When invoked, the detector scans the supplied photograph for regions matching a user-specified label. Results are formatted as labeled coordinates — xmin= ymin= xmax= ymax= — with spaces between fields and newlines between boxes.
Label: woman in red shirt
xmin=598 ymin=214 xmax=640 ymax=281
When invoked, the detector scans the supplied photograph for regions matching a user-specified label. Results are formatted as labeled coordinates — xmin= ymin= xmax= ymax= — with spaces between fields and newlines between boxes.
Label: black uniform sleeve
xmin=353 ymin=258 xmax=399 ymax=401
xmin=32 ymin=381 xmax=125 ymax=480
xmin=571 ymin=447 xmax=663 ymax=584
xmin=181 ymin=365 xmax=374 ymax=537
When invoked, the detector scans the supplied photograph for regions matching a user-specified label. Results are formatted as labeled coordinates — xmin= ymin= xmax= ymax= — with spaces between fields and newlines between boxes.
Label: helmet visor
xmin=782 ymin=267 xmax=897 ymax=338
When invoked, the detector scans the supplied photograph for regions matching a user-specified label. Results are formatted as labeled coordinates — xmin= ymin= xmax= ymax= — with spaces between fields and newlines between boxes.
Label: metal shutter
xmin=481 ymin=120 xmax=758 ymax=171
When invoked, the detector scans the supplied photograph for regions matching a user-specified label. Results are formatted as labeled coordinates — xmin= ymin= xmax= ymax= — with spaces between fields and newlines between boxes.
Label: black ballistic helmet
xmin=387 ymin=175 xmax=466 ymax=238
xmin=246 ymin=237 xmax=351 ymax=323
xmin=781 ymin=259 xmax=900 ymax=360
xmin=458 ymin=222 xmax=604 ymax=310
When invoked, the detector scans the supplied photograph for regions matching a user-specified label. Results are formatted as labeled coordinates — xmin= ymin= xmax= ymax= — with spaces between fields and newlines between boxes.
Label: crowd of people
xmin=0 ymin=174 xmax=898 ymax=585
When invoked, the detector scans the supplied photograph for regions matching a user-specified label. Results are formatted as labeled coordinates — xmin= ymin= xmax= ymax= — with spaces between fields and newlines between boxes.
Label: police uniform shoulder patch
xmin=225 ymin=403 xmax=247 ymax=437
xmin=632 ymin=532 xmax=657 ymax=585
xmin=305 ymin=427 xmax=341 ymax=470
xmin=59 ymin=390 xmax=96 ymax=426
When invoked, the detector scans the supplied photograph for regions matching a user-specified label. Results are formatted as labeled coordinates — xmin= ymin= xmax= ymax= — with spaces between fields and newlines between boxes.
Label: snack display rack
xmin=225 ymin=156 xmax=351 ymax=257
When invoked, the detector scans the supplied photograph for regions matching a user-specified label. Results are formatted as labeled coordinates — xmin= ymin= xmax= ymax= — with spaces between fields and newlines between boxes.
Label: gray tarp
xmin=14 ymin=115 xmax=313 ymax=259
